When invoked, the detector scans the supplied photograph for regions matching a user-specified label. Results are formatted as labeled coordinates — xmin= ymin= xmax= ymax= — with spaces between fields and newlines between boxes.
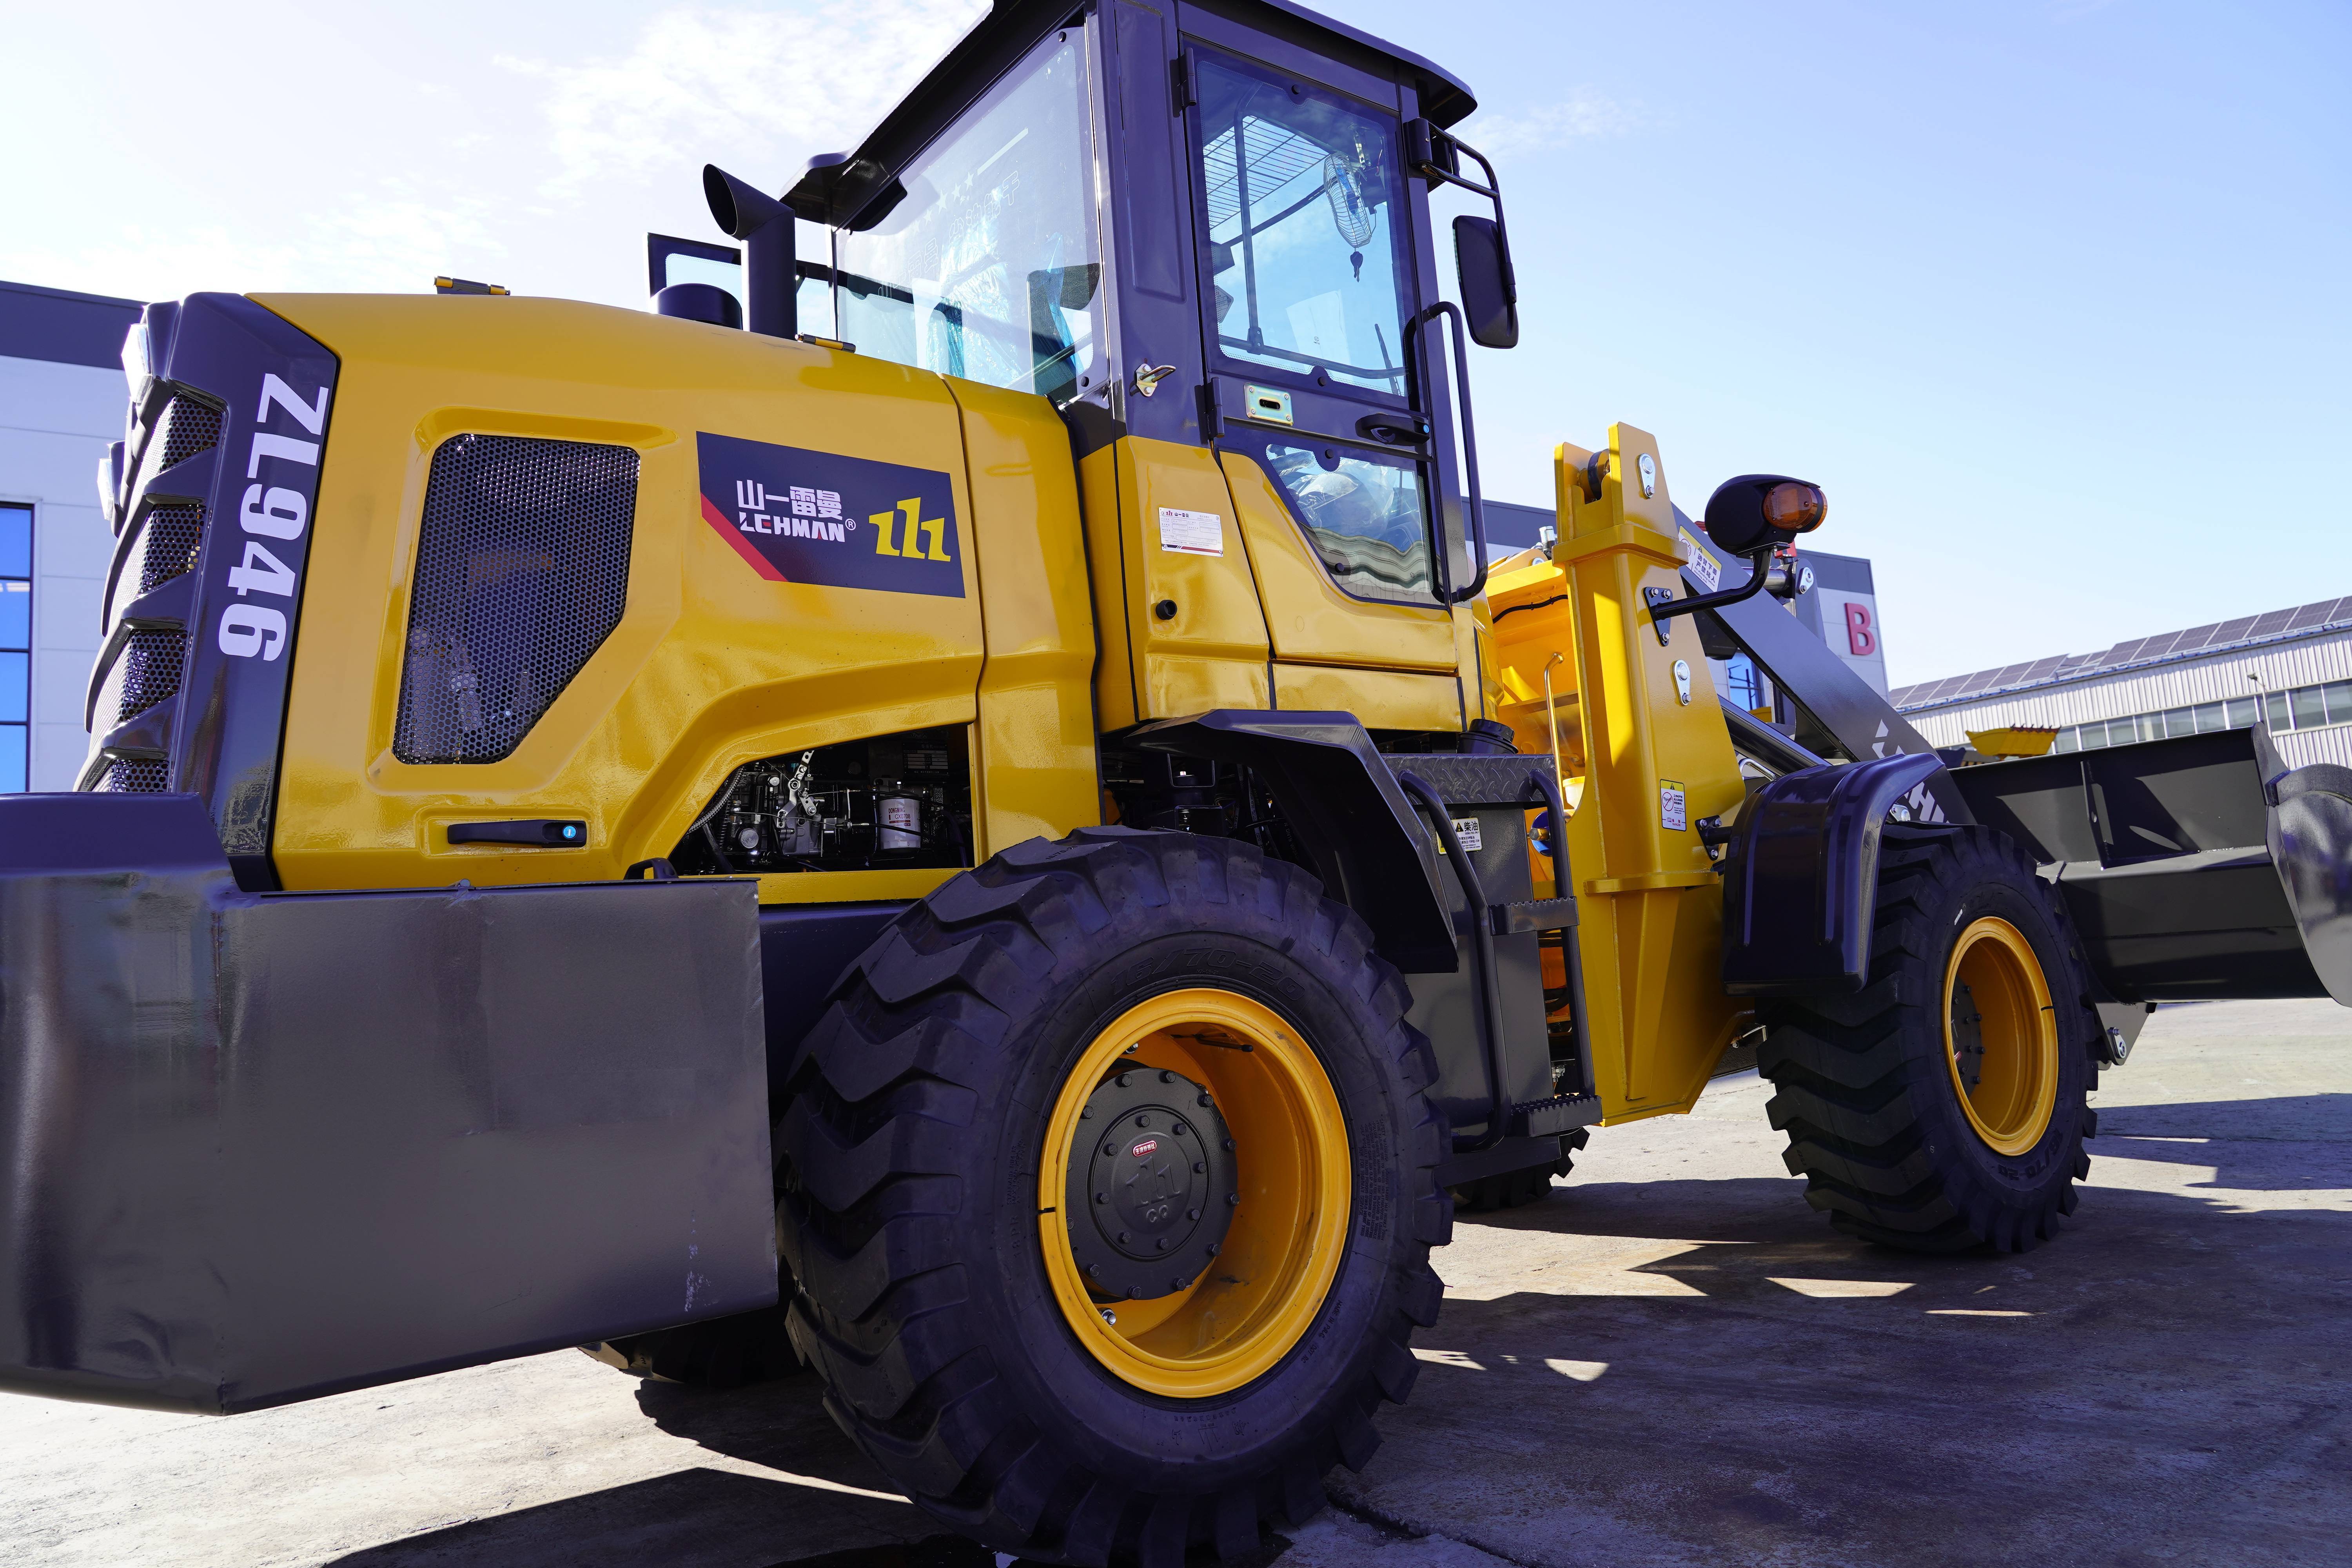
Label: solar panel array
xmin=1891 ymin=595 xmax=2352 ymax=712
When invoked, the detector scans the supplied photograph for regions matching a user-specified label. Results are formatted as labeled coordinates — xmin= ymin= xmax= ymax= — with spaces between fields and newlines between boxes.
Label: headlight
xmin=121 ymin=319 xmax=154 ymax=407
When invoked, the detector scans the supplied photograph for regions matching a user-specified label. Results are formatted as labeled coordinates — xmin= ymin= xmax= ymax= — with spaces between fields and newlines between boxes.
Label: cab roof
xmin=784 ymin=0 xmax=1478 ymax=229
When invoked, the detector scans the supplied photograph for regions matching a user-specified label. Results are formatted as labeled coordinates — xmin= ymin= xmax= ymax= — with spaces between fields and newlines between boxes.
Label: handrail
xmin=1405 ymin=300 xmax=1490 ymax=604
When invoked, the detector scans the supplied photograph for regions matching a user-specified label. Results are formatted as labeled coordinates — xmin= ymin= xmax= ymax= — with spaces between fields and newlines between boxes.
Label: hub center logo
xmin=696 ymin=431 xmax=964 ymax=599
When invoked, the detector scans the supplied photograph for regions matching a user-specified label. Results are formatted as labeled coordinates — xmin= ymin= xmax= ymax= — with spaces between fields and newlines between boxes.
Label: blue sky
xmin=7 ymin=1 xmax=2344 ymax=686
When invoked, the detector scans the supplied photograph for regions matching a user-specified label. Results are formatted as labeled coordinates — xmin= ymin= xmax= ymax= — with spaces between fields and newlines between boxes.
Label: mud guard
xmin=0 ymin=794 xmax=775 ymax=1415
xmin=1129 ymin=710 xmax=1456 ymax=971
xmin=1720 ymin=751 xmax=1946 ymax=994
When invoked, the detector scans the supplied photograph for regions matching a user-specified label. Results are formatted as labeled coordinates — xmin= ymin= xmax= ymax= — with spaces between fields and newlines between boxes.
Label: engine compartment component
xmin=669 ymin=726 xmax=971 ymax=875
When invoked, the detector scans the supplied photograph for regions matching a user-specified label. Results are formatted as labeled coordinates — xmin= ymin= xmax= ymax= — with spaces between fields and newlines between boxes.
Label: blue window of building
xmin=0 ymin=505 xmax=27 ymax=793
xmin=1721 ymin=653 xmax=1768 ymax=713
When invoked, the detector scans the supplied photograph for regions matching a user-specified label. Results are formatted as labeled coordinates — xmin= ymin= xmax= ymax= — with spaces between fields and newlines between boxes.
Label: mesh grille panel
xmin=394 ymin=434 xmax=638 ymax=765
xmin=152 ymin=396 xmax=224 ymax=475
xmin=98 ymin=628 xmax=190 ymax=728
xmin=132 ymin=503 xmax=207 ymax=598
xmin=95 ymin=757 xmax=170 ymax=793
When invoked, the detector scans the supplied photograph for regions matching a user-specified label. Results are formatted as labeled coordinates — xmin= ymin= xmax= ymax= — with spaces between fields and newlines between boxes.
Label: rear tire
xmin=777 ymin=828 xmax=1450 ymax=1566
xmin=1448 ymin=1128 xmax=1589 ymax=1212
xmin=1757 ymin=826 xmax=2099 ymax=1252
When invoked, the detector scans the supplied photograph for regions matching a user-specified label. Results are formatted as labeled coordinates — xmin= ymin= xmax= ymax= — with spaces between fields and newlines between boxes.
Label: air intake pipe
xmin=702 ymin=165 xmax=797 ymax=340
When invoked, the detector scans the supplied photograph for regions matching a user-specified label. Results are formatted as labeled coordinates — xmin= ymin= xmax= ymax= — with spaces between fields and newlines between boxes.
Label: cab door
xmin=1176 ymin=29 xmax=1465 ymax=696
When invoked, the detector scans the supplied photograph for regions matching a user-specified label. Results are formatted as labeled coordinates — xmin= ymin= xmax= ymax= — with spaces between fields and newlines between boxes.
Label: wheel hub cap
xmin=1068 ymin=1067 xmax=1236 ymax=1299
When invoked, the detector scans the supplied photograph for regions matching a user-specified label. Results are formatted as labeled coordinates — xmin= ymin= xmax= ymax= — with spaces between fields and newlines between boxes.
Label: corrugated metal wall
xmin=1906 ymin=629 xmax=2352 ymax=764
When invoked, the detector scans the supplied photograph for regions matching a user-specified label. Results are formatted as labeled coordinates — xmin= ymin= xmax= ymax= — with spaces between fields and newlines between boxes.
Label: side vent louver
xmin=394 ymin=434 xmax=638 ymax=765
xmin=93 ymin=757 xmax=170 ymax=794
xmin=131 ymin=503 xmax=207 ymax=599
xmin=150 ymin=395 xmax=224 ymax=475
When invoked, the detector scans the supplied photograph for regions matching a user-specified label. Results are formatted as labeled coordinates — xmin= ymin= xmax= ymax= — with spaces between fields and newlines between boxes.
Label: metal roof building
xmin=1890 ymin=595 xmax=2352 ymax=769
xmin=1 ymin=278 xmax=142 ymax=792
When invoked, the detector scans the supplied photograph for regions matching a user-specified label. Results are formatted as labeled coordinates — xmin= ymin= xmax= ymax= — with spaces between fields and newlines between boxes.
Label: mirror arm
xmin=1648 ymin=545 xmax=1776 ymax=627
xmin=1411 ymin=130 xmax=1516 ymax=304
xmin=1406 ymin=301 xmax=1490 ymax=605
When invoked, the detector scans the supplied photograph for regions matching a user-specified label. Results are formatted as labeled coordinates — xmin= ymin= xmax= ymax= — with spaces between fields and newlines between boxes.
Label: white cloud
xmin=1465 ymin=91 xmax=1646 ymax=158
xmin=506 ymin=0 xmax=989 ymax=196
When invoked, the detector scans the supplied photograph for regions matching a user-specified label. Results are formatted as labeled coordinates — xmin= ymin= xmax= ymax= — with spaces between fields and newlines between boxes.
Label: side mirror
xmin=1702 ymin=474 xmax=1828 ymax=554
xmin=1407 ymin=119 xmax=1520 ymax=351
xmin=1452 ymin=216 xmax=1518 ymax=349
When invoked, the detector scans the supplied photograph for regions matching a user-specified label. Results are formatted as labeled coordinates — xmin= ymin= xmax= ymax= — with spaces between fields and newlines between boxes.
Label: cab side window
xmin=836 ymin=33 xmax=1105 ymax=407
xmin=1239 ymin=437 xmax=1432 ymax=603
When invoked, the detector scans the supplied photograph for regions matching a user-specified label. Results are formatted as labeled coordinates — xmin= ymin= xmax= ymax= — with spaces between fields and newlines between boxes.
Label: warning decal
xmin=696 ymin=431 xmax=964 ymax=599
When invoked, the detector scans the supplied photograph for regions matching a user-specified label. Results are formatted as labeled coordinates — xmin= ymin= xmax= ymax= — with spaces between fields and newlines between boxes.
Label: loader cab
xmin=778 ymin=0 xmax=1503 ymax=733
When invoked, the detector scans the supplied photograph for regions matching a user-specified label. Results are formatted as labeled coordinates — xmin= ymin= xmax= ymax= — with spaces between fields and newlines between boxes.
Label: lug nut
xmin=1155 ymin=1238 xmax=1169 ymax=1250
xmin=1226 ymin=1192 xmax=1240 ymax=1206
xmin=1206 ymin=1242 xmax=1221 ymax=1256
xmin=1198 ymin=1093 xmax=1213 ymax=1107
xmin=1096 ymin=1192 xmax=1108 ymax=1204
xmin=1135 ymin=1113 xmax=1150 ymax=1127
xmin=1103 ymin=1140 xmax=1118 ymax=1155
xmin=1118 ymin=1230 xmax=1131 ymax=1243
xmin=1128 ymin=1287 xmax=1145 ymax=1299
xmin=1187 ymin=1207 xmax=1200 ymax=1221
xmin=1115 ymin=1072 xmax=1131 ymax=1088
xmin=1222 ymin=1138 xmax=1236 ymax=1151
xmin=1080 ymin=1106 xmax=1092 ymax=1119
xmin=1172 ymin=1276 xmax=1190 ymax=1290
xmin=1086 ymin=1263 xmax=1104 ymax=1280
xmin=1193 ymin=1160 xmax=1206 ymax=1173
xmin=1160 ymin=1070 xmax=1176 ymax=1083
xmin=1172 ymin=1121 xmax=1188 ymax=1137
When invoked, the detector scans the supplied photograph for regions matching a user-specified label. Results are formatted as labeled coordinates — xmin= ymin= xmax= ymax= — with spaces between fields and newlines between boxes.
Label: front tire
xmin=777 ymin=828 xmax=1450 ymax=1565
xmin=1757 ymin=825 xmax=2099 ymax=1252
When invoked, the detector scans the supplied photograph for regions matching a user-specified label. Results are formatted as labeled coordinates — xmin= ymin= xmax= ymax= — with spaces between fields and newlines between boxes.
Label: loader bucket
xmin=1947 ymin=726 xmax=2352 ymax=1005
xmin=0 ymin=794 xmax=777 ymax=1415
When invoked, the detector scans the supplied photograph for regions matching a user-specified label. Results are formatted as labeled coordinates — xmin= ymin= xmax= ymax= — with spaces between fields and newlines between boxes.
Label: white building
xmin=1892 ymin=596 xmax=2352 ymax=770
xmin=0 ymin=279 xmax=141 ymax=792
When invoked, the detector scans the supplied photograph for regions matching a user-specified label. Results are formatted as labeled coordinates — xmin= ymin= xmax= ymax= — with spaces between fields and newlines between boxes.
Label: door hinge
xmin=1195 ymin=379 xmax=1223 ymax=439
xmin=1171 ymin=52 xmax=1198 ymax=110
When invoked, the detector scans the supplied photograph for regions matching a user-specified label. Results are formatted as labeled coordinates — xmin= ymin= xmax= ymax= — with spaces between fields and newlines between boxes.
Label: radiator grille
xmin=93 ymin=757 xmax=170 ymax=793
xmin=394 ymin=434 xmax=638 ymax=765
xmin=95 ymin=628 xmax=191 ymax=730
xmin=131 ymin=503 xmax=207 ymax=599
xmin=151 ymin=396 xmax=224 ymax=475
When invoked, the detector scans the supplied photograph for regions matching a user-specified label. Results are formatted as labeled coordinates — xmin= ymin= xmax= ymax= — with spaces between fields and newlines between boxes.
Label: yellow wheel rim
xmin=1037 ymin=988 xmax=1350 ymax=1399
xmin=1942 ymin=917 xmax=2060 ymax=1156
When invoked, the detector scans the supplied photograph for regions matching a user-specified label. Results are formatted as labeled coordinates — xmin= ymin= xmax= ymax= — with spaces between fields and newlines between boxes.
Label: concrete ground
xmin=5 ymin=998 xmax=2346 ymax=1568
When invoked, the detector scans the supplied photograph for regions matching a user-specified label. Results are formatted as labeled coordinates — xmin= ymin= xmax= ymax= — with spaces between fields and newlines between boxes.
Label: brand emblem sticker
xmin=1131 ymin=1138 xmax=1160 ymax=1158
xmin=697 ymin=431 xmax=964 ymax=598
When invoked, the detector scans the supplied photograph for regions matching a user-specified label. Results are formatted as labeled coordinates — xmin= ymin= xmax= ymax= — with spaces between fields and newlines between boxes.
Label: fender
xmin=1128 ymin=710 xmax=1456 ymax=971
xmin=1721 ymin=751 xmax=1945 ymax=994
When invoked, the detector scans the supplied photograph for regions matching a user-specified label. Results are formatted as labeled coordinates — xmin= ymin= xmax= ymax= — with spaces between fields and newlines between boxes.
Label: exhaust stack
xmin=702 ymin=165 xmax=797 ymax=340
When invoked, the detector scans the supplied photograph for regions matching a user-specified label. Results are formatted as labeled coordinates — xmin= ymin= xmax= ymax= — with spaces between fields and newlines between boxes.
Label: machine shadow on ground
xmin=322 ymin=1074 xmax=2352 ymax=1568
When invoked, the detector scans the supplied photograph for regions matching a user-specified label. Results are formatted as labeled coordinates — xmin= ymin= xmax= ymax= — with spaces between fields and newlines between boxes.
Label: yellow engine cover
xmin=258 ymin=293 xmax=1097 ymax=903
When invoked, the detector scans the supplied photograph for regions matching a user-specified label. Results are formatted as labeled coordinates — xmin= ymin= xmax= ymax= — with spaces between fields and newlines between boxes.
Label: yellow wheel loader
xmin=8 ymin=1 xmax=2348 ymax=1561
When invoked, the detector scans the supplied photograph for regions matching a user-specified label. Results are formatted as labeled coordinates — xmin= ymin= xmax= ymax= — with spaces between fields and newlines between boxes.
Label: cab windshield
xmin=834 ymin=32 xmax=1105 ymax=408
